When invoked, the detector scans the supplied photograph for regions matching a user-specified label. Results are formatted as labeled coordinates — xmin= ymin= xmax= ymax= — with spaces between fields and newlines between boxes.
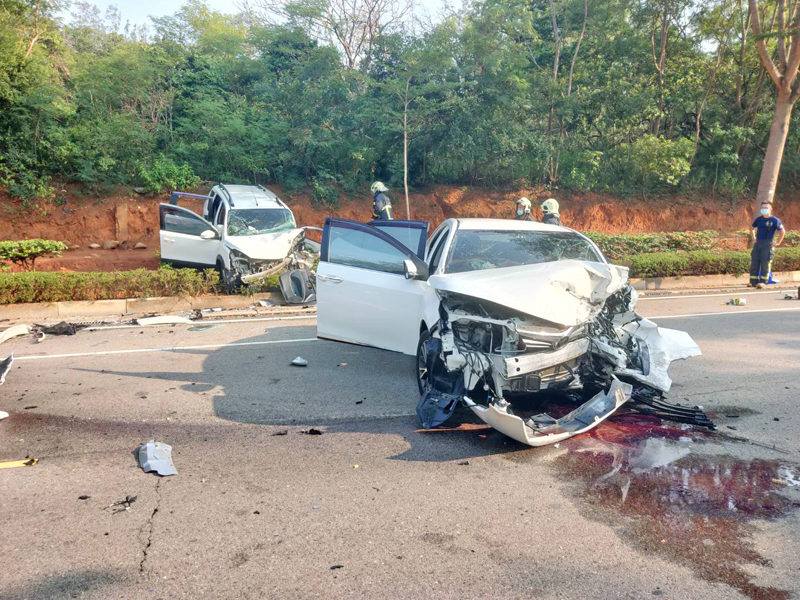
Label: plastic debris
xmin=0 ymin=354 xmax=13 ymax=385
xmin=137 ymin=316 xmax=192 ymax=326
xmin=291 ymin=356 xmax=308 ymax=367
xmin=258 ymin=299 xmax=275 ymax=307
xmin=0 ymin=324 xmax=31 ymax=345
xmin=0 ymin=458 xmax=39 ymax=469
xmin=202 ymin=307 xmax=223 ymax=313
xmin=301 ymin=428 xmax=322 ymax=435
xmin=0 ymin=411 xmax=8 ymax=420
xmin=35 ymin=331 xmax=46 ymax=343
xmin=137 ymin=440 xmax=178 ymax=476
xmin=723 ymin=298 xmax=746 ymax=306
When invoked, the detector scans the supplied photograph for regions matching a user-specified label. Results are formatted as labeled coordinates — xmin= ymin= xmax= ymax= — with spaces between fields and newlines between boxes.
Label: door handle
xmin=317 ymin=274 xmax=343 ymax=283
xmin=163 ymin=237 xmax=175 ymax=243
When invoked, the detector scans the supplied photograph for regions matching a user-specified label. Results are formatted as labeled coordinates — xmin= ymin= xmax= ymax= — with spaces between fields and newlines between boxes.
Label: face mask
xmin=760 ymin=208 xmax=770 ymax=216
xmin=517 ymin=209 xmax=524 ymax=216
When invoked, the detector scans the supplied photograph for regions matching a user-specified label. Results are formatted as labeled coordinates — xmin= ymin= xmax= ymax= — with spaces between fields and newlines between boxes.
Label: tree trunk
xmin=755 ymin=90 xmax=795 ymax=214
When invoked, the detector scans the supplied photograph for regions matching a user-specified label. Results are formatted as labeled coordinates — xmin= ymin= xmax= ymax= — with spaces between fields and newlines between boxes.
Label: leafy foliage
xmin=0 ymin=267 xmax=219 ymax=304
xmin=0 ymin=239 xmax=67 ymax=270
xmin=0 ymin=0 xmax=797 ymax=202
xmin=618 ymin=248 xmax=800 ymax=278
xmin=585 ymin=231 xmax=719 ymax=260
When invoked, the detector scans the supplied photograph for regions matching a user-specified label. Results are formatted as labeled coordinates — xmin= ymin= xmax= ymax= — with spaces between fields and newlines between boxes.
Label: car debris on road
xmin=0 ymin=324 xmax=31 ymax=345
xmin=108 ymin=495 xmax=138 ymax=514
xmin=137 ymin=440 xmax=178 ymax=476
xmin=0 ymin=458 xmax=39 ymax=469
xmin=137 ymin=315 xmax=193 ymax=326
xmin=291 ymin=356 xmax=308 ymax=367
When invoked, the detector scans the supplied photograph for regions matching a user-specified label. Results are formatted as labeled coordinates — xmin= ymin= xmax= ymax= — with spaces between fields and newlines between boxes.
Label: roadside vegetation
xmin=0 ymin=240 xmax=67 ymax=271
xmin=0 ymin=267 xmax=218 ymax=304
xmin=620 ymin=248 xmax=800 ymax=278
xmin=2 ymin=0 xmax=800 ymax=209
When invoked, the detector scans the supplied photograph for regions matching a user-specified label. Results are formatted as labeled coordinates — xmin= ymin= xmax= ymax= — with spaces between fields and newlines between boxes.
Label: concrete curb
xmin=631 ymin=270 xmax=800 ymax=291
xmin=0 ymin=292 xmax=284 ymax=321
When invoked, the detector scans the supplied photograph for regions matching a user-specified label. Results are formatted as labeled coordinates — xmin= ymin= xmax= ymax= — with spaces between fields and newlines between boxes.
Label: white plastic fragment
xmin=137 ymin=440 xmax=178 ymax=476
xmin=291 ymin=356 xmax=308 ymax=367
xmin=136 ymin=316 xmax=193 ymax=326
xmin=0 ymin=325 xmax=31 ymax=345
xmin=0 ymin=411 xmax=8 ymax=421
xmin=36 ymin=331 xmax=46 ymax=343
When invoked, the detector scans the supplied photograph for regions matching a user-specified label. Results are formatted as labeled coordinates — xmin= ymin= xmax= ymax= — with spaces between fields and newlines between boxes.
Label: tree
xmin=249 ymin=0 xmax=414 ymax=69
xmin=749 ymin=0 xmax=800 ymax=215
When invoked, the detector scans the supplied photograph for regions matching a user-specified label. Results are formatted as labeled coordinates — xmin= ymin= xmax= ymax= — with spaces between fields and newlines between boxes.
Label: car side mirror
xmin=200 ymin=230 xmax=217 ymax=240
xmin=403 ymin=259 xmax=429 ymax=281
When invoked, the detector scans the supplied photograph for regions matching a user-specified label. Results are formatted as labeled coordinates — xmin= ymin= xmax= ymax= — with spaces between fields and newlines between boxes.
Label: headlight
xmin=228 ymin=249 xmax=252 ymax=274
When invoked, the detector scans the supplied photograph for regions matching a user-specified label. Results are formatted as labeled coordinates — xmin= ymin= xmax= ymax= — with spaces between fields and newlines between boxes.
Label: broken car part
xmin=291 ymin=356 xmax=308 ymax=367
xmin=0 ymin=324 xmax=31 ymax=345
xmin=279 ymin=267 xmax=317 ymax=305
xmin=0 ymin=411 xmax=8 ymax=420
xmin=34 ymin=321 xmax=87 ymax=336
xmin=137 ymin=440 xmax=178 ymax=476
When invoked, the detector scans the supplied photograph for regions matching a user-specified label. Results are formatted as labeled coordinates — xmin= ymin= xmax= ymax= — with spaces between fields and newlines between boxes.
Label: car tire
xmin=416 ymin=329 xmax=430 ymax=395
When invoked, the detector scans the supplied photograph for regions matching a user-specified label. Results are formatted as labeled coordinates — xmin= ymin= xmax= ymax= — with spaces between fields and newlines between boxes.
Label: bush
xmin=0 ymin=239 xmax=67 ymax=271
xmin=0 ymin=268 xmax=219 ymax=304
xmin=734 ymin=230 xmax=800 ymax=247
xmin=137 ymin=156 xmax=201 ymax=194
xmin=311 ymin=177 xmax=339 ymax=207
xmin=617 ymin=248 xmax=800 ymax=278
xmin=585 ymin=231 xmax=718 ymax=260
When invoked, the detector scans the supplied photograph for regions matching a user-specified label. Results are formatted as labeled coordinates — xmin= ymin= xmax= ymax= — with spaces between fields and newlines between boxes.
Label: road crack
xmin=139 ymin=478 xmax=162 ymax=576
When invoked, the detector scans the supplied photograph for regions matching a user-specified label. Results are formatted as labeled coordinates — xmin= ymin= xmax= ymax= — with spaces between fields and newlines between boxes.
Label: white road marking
xmin=14 ymin=337 xmax=321 ymax=361
xmin=649 ymin=307 xmax=800 ymax=319
xmin=639 ymin=290 xmax=786 ymax=301
xmin=86 ymin=314 xmax=317 ymax=331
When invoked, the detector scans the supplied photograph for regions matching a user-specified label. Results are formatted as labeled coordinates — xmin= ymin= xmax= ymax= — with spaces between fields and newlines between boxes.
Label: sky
xmin=62 ymin=0 xmax=447 ymax=28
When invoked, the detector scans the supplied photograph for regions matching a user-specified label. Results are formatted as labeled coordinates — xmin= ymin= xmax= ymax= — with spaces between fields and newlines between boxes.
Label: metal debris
xmin=137 ymin=440 xmax=178 ymax=476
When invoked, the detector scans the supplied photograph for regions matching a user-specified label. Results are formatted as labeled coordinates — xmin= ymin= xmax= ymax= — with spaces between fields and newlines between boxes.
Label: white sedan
xmin=315 ymin=217 xmax=702 ymax=446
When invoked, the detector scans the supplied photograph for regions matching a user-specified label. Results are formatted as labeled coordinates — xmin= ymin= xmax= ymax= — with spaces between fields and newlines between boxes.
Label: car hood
xmin=226 ymin=229 xmax=303 ymax=261
xmin=428 ymin=260 xmax=629 ymax=327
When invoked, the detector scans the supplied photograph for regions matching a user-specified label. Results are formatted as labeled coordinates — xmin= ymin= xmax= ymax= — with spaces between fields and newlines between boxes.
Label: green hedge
xmin=0 ymin=239 xmax=67 ymax=270
xmin=0 ymin=268 xmax=219 ymax=304
xmin=585 ymin=231 xmax=718 ymax=260
xmin=734 ymin=230 xmax=800 ymax=247
xmin=618 ymin=248 xmax=800 ymax=278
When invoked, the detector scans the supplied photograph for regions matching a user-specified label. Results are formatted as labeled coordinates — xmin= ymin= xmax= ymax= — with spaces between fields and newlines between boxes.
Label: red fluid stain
xmin=554 ymin=421 xmax=798 ymax=600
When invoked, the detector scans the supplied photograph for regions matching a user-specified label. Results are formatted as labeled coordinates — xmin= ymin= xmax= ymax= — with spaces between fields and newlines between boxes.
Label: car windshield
xmin=227 ymin=208 xmax=296 ymax=236
xmin=446 ymin=230 xmax=602 ymax=274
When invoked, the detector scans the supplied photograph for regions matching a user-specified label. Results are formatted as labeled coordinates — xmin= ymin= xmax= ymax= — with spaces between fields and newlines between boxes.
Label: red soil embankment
xmin=2 ymin=185 xmax=797 ymax=272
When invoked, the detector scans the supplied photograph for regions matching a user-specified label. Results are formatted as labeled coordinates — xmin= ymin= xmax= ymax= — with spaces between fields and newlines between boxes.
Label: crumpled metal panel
xmin=138 ymin=440 xmax=178 ymax=476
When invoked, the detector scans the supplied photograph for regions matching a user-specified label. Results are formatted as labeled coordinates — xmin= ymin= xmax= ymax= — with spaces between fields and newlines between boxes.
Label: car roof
xmin=215 ymin=185 xmax=284 ymax=209
xmin=453 ymin=218 xmax=569 ymax=232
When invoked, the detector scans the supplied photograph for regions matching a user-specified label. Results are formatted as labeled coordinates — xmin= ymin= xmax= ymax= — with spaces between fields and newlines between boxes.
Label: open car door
xmin=159 ymin=204 xmax=220 ymax=269
xmin=317 ymin=218 xmax=430 ymax=355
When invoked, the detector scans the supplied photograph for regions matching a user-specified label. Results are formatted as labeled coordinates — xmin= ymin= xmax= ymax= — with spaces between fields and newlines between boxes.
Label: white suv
xmin=159 ymin=184 xmax=317 ymax=287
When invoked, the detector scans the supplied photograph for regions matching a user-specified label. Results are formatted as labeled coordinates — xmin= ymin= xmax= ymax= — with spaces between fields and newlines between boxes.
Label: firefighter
xmin=515 ymin=197 xmax=533 ymax=220
xmin=541 ymin=198 xmax=563 ymax=226
xmin=750 ymin=201 xmax=785 ymax=289
xmin=370 ymin=182 xmax=393 ymax=220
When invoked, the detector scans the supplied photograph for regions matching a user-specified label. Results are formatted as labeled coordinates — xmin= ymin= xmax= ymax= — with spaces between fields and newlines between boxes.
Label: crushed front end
xmin=417 ymin=265 xmax=711 ymax=446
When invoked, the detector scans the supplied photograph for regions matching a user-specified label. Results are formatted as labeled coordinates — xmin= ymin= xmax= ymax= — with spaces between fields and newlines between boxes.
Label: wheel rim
xmin=417 ymin=340 xmax=429 ymax=392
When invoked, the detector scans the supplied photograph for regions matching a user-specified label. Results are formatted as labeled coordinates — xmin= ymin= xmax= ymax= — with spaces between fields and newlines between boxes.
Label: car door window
xmin=162 ymin=206 xmax=214 ymax=237
xmin=368 ymin=220 xmax=428 ymax=257
xmin=428 ymin=232 xmax=448 ymax=273
xmin=328 ymin=223 xmax=410 ymax=275
xmin=215 ymin=204 xmax=227 ymax=227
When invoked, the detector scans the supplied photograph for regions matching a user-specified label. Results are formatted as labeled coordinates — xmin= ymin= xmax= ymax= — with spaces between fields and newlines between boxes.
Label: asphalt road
xmin=1 ymin=290 xmax=800 ymax=599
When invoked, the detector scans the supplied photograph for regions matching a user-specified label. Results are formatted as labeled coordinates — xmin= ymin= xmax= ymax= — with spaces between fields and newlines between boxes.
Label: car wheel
xmin=416 ymin=329 xmax=441 ymax=395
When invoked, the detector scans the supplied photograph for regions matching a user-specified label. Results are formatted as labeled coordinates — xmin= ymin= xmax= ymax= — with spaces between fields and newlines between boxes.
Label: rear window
xmin=446 ymin=230 xmax=602 ymax=274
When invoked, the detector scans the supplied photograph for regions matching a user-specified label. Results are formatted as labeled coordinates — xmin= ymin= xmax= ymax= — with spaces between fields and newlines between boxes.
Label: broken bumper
xmin=465 ymin=379 xmax=633 ymax=446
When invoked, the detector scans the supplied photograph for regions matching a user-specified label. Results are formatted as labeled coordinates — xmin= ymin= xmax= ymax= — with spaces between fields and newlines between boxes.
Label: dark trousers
xmin=750 ymin=240 xmax=774 ymax=285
